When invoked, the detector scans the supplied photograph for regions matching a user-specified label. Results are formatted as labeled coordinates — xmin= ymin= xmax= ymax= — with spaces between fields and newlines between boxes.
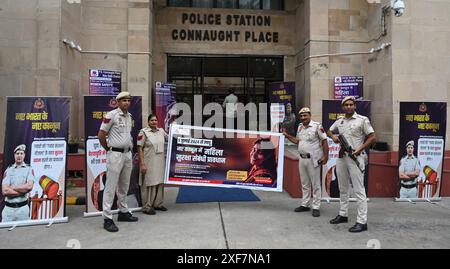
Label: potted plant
xmin=68 ymin=136 xmax=80 ymax=153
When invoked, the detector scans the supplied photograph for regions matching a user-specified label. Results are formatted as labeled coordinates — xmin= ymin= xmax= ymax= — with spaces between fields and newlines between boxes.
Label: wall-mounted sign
xmin=171 ymin=13 xmax=279 ymax=43
xmin=334 ymin=76 xmax=363 ymax=100
xmin=89 ymin=69 xmax=121 ymax=96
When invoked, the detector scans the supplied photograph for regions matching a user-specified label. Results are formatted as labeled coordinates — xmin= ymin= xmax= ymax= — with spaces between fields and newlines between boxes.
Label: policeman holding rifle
xmin=326 ymin=96 xmax=376 ymax=233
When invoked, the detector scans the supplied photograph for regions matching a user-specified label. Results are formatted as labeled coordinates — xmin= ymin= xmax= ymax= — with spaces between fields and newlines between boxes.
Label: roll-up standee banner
xmin=1 ymin=97 xmax=70 ymax=229
xmin=84 ymin=96 xmax=142 ymax=217
xmin=396 ymin=102 xmax=446 ymax=202
xmin=154 ymin=81 xmax=177 ymax=133
xmin=269 ymin=82 xmax=297 ymax=136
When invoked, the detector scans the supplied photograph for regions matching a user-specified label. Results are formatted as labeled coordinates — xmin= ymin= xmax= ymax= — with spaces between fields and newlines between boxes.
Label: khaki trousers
xmin=336 ymin=154 xmax=367 ymax=224
xmin=103 ymin=151 xmax=132 ymax=219
xmin=141 ymin=183 xmax=164 ymax=210
xmin=1 ymin=205 xmax=29 ymax=222
xmin=299 ymin=158 xmax=322 ymax=209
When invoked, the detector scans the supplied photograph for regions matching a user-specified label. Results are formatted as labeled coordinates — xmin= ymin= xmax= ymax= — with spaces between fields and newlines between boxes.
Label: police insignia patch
xmin=34 ymin=98 xmax=45 ymax=109
xmin=103 ymin=118 xmax=111 ymax=124
xmin=320 ymin=127 xmax=325 ymax=133
xmin=109 ymin=98 xmax=118 ymax=108
xmin=137 ymin=135 xmax=143 ymax=141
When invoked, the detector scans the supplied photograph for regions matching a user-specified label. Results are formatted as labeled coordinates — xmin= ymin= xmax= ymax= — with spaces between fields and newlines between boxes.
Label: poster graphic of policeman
xmin=321 ymin=100 xmax=371 ymax=198
xmin=84 ymin=96 xmax=142 ymax=213
xmin=1 ymin=97 xmax=70 ymax=225
xmin=165 ymin=125 xmax=284 ymax=192
xmin=398 ymin=102 xmax=446 ymax=199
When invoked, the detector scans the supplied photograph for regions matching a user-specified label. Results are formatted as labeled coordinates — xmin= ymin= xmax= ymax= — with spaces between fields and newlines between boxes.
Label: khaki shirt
xmin=137 ymin=127 xmax=166 ymax=154
xmin=137 ymin=127 xmax=167 ymax=186
xmin=329 ymin=112 xmax=375 ymax=150
xmin=399 ymin=156 xmax=420 ymax=185
xmin=2 ymin=163 xmax=35 ymax=203
xmin=296 ymin=120 xmax=327 ymax=164
xmin=100 ymin=108 xmax=133 ymax=149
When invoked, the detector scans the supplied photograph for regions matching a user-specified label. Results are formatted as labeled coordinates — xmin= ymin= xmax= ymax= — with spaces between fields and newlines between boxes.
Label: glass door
xmin=167 ymin=55 xmax=284 ymax=130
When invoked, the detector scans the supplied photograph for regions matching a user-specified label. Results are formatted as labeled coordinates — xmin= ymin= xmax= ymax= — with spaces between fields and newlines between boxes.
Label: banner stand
xmin=83 ymin=207 xmax=142 ymax=218
xmin=322 ymin=198 xmax=355 ymax=203
xmin=396 ymin=102 xmax=446 ymax=202
xmin=321 ymin=198 xmax=370 ymax=204
xmin=394 ymin=198 xmax=441 ymax=204
xmin=0 ymin=217 xmax=69 ymax=230
xmin=83 ymin=96 xmax=143 ymax=215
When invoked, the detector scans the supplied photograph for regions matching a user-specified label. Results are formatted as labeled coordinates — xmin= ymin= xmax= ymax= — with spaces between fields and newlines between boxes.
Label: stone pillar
xmin=127 ymin=0 xmax=151 ymax=125
xmin=305 ymin=0 xmax=330 ymax=122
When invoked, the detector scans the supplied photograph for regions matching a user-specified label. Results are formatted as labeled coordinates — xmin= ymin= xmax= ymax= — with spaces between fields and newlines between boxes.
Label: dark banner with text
xmin=1 ymin=97 xmax=70 ymax=224
xmin=165 ymin=125 xmax=284 ymax=192
xmin=154 ymin=81 xmax=177 ymax=133
xmin=84 ymin=95 xmax=142 ymax=213
xmin=269 ymin=81 xmax=296 ymax=135
xmin=398 ymin=102 xmax=446 ymax=199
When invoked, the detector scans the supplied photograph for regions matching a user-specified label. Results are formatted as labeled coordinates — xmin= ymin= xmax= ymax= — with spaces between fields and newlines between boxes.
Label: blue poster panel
xmin=334 ymin=76 xmax=363 ymax=100
xmin=89 ymin=69 xmax=121 ymax=95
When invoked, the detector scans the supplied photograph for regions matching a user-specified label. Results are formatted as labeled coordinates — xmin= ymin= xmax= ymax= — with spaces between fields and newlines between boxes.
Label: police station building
xmin=1 ymin=0 xmax=450 ymax=151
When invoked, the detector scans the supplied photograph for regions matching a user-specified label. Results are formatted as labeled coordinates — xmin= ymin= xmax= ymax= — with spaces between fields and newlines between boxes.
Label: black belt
xmin=401 ymin=183 xmax=417 ymax=189
xmin=299 ymin=153 xmax=311 ymax=159
xmin=110 ymin=147 xmax=131 ymax=153
xmin=5 ymin=201 xmax=28 ymax=208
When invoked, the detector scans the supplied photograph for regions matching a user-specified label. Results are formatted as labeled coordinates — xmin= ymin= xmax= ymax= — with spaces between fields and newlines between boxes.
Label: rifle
xmin=338 ymin=134 xmax=364 ymax=173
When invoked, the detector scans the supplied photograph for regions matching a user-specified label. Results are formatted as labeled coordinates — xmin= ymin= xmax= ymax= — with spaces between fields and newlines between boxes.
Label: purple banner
xmin=154 ymin=81 xmax=177 ymax=133
xmin=398 ymin=102 xmax=446 ymax=199
xmin=84 ymin=95 xmax=142 ymax=213
xmin=334 ymin=76 xmax=363 ymax=100
xmin=1 ymin=97 xmax=70 ymax=223
xmin=84 ymin=95 xmax=142 ymax=151
xmin=89 ymin=69 xmax=121 ymax=95
xmin=321 ymin=99 xmax=371 ymax=198
xmin=269 ymin=82 xmax=297 ymax=136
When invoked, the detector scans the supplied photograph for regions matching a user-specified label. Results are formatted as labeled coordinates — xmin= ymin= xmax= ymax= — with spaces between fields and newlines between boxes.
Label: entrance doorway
xmin=167 ymin=55 xmax=284 ymax=130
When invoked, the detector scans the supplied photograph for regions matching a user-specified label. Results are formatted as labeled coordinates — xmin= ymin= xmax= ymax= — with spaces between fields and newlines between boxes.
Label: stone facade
xmin=1 ymin=0 xmax=450 ymax=151
xmin=153 ymin=0 xmax=296 ymax=82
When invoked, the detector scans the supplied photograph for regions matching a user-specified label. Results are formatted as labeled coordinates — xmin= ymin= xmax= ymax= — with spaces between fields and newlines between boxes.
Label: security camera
xmin=391 ymin=0 xmax=405 ymax=17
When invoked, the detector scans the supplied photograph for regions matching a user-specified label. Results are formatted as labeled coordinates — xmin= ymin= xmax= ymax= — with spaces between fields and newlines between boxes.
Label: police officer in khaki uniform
xmin=284 ymin=107 xmax=329 ymax=217
xmin=1 ymin=144 xmax=35 ymax=223
xmin=222 ymin=89 xmax=238 ymax=129
xmin=326 ymin=96 xmax=376 ymax=233
xmin=98 ymin=92 xmax=138 ymax=232
xmin=398 ymin=140 xmax=420 ymax=198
